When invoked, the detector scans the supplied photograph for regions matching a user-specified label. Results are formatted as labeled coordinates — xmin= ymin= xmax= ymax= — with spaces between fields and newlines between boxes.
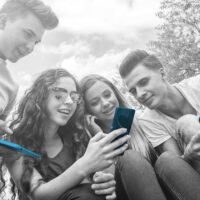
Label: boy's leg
xmin=155 ymin=152 xmax=200 ymax=200
xmin=115 ymin=150 xmax=167 ymax=200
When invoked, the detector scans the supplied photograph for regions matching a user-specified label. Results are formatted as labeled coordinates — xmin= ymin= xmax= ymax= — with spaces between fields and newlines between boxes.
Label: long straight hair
xmin=80 ymin=74 xmax=157 ymax=164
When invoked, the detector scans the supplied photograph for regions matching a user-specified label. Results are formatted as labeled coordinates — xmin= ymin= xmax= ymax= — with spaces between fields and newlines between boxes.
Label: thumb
xmin=191 ymin=134 xmax=200 ymax=144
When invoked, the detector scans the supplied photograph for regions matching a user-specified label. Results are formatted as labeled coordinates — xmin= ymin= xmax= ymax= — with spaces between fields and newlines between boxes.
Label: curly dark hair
xmin=0 ymin=68 xmax=89 ymax=199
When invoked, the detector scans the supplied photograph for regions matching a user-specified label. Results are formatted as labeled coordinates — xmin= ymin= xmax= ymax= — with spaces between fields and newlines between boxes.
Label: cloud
xmin=38 ymin=40 xmax=91 ymax=57
xmin=49 ymin=0 xmax=161 ymax=38
xmin=60 ymin=48 xmax=131 ymax=80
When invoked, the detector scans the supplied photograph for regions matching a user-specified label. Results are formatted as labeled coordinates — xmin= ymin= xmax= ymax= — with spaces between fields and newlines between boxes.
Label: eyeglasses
xmin=51 ymin=87 xmax=81 ymax=104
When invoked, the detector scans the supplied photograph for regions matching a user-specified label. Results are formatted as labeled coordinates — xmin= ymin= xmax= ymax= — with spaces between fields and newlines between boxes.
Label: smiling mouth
xmin=142 ymin=96 xmax=152 ymax=105
xmin=58 ymin=109 xmax=71 ymax=115
xmin=103 ymin=107 xmax=114 ymax=115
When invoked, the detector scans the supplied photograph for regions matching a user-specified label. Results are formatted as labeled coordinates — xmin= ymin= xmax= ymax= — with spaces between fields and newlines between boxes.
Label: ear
xmin=0 ymin=13 xmax=7 ymax=29
xmin=159 ymin=68 xmax=166 ymax=77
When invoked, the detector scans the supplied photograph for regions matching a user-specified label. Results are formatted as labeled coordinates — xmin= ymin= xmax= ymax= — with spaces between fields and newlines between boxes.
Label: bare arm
xmin=155 ymin=138 xmax=182 ymax=155
xmin=7 ymin=129 xmax=130 ymax=200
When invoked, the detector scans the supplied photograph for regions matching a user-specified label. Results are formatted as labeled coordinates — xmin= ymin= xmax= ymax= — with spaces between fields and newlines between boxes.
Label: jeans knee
xmin=155 ymin=152 xmax=179 ymax=178
xmin=117 ymin=150 xmax=151 ymax=171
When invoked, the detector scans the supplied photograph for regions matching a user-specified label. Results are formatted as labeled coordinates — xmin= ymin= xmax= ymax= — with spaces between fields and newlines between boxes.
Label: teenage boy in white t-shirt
xmin=0 ymin=0 xmax=58 ymax=155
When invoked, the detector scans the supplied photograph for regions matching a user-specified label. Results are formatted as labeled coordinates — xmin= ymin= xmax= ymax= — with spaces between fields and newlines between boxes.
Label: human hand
xmin=85 ymin=114 xmax=102 ymax=136
xmin=92 ymin=171 xmax=116 ymax=200
xmin=184 ymin=133 xmax=200 ymax=161
xmin=81 ymin=128 xmax=130 ymax=175
xmin=0 ymin=119 xmax=13 ymax=136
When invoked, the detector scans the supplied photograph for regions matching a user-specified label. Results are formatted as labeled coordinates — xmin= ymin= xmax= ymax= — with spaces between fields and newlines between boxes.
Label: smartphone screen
xmin=110 ymin=107 xmax=135 ymax=148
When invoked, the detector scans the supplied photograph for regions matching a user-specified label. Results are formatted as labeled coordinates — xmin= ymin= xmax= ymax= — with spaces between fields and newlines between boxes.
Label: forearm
xmin=33 ymin=158 xmax=89 ymax=200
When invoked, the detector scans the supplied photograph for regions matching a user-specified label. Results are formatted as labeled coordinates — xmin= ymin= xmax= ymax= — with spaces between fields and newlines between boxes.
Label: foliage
xmin=148 ymin=0 xmax=200 ymax=83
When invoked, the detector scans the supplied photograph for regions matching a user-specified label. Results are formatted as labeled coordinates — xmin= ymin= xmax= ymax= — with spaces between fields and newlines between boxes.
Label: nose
xmin=136 ymin=88 xmax=146 ymax=102
xmin=25 ymin=41 xmax=35 ymax=54
xmin=101 ymin=98 xmax=110 ymax=109
xmin=64 ymin=95 xmax=73 ymax=105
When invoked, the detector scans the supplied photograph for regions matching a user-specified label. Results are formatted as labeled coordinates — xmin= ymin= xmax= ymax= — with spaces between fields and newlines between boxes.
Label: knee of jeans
xmin=117 ymin=150 xmax=149 ymax=170
xmin=155 ymin=152 xmax=178 ymax=178
xmin=76 ymin=187 xmax=102 ymax=200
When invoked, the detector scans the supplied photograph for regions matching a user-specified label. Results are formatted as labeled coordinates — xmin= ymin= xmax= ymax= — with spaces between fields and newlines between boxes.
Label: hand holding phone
xmin=110 ymin=107 xmax=135 ymax=152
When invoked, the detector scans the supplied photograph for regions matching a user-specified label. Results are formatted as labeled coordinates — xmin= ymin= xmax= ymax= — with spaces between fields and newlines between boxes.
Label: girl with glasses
xmin=2 ymin=68 xmax=130 ymax=200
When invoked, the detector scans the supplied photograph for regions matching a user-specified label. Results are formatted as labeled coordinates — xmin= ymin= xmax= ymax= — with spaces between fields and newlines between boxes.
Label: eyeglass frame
xmin=50 ymin=87 xmax=81 ymax=104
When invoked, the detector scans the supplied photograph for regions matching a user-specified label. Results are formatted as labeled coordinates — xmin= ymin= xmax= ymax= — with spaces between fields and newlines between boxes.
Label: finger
xmin=100 ymin=128 xmax=127 ymax=145
xmin=106 ymin=192 xmax=116 ymax=200
xmin=192 ymin=144 xmax=200 ymax=152
xmin=86 ymin=115 xmax=92 ymax=125
xmin=191 ymin=134 xmax=200 ymax=144
xmin=94 ymin=186 xmax=116 ymax=195
xmin=92 ymin=180 xmax=116 ymax=190
xmin=93 ymin=173 xmax=114 ymax=183
xmin=90 ymin=116 xmax=97 ymax=124
xmin=90 ymin=132 xmax=106 ymax=142
xmin=106 ymin=143 xmax=129 ymax=159
xmin=4 ymin=127 xmax=13 ymax=135
xmin=105 ymin=135 xmax=130 ymax=152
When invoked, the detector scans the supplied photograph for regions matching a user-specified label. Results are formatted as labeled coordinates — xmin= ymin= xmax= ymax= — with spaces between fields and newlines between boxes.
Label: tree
xmin=111 ymin=67 xmax=143 ymax=110
xmin=148 ymin=0 xmax=200 ymax=83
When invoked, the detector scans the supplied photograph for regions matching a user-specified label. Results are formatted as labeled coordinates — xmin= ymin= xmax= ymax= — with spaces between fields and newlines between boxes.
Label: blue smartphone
xmin=110 ymin=107 xmax=135 ymax=146
xmin=0 ymin=140 xmax=40 ymax=158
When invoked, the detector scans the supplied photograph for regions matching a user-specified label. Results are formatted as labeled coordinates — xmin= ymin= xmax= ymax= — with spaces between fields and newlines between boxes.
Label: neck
xmin=45 ymin=122 xmax=59 ymax=140
xmin=156 ymin=84 xmax=184 ymax=118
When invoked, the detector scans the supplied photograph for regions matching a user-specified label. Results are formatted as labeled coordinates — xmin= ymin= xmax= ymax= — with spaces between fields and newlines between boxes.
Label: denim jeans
xmin=115 ymin=150 xmax=167 ymax=200
xmin=155 ymin=152 xmax=200 ymax=200
xmin=58 ymin=183 xmax=105 ymax=200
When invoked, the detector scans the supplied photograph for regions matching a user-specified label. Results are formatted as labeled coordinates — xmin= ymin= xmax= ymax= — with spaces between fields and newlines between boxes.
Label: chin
xmin=8 ymin=57 xmax=19 ymax=63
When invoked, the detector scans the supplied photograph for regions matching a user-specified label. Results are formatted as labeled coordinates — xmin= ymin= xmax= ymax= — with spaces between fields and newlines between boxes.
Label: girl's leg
xmin=155 ymin=152 xmax=200 ymax=200
xmin=115 ymin=150 xmax=167 ymax=200
xmin=58 ymin=183 xmax=105 ymax=200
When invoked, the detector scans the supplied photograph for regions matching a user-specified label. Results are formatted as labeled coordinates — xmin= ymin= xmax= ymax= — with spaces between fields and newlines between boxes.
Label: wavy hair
xmin=1 ymin=68 xmax=88 ymax=199
xmin=80 ymin=74 xmax=157 ymax=164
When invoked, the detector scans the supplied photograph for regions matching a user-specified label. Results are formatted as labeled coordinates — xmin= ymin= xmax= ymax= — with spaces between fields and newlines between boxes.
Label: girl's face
xmin=85 ymin=80 xmax=119 ymax=122
xmin=46 ymin=77 xmax=80 ymax=128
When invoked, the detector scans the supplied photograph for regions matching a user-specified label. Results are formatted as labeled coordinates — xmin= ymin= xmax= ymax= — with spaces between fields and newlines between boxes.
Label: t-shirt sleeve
xmin=138 ymin=118 xmax=171 ymax=148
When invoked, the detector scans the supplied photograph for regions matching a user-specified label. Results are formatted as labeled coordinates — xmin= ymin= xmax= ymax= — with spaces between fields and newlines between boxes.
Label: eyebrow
xmin=53 ymin=87 xmax=68 ymax=93
xmin=54 ymin=87 xmax=78 ymax=94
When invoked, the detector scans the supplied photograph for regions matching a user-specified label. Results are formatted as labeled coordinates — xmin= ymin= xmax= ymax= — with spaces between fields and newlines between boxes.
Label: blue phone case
xmin=110 ymin=107 xmax=135 ymax=143
xmin=0 ymin=139 xmax=40 ymax=158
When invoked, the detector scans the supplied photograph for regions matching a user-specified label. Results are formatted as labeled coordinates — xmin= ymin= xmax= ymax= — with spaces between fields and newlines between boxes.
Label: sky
xmin=1 ymin=0 xmax=162 ymax=97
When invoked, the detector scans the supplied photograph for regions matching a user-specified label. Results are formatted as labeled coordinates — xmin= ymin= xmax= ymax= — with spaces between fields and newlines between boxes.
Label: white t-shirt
xmin=138 ymin=75 xmax=200 ymax=147
xmin=0 ymin=59 xmax=18 ymax=119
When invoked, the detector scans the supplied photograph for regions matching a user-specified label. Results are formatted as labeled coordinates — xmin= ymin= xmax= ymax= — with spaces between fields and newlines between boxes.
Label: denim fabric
xmin=58 ymin=183 xmax=105 ymax=200
xmin=115 ymin=150 xmax=167 ymax=200
xmin=155 ymin=152 xmax=200 ymax=200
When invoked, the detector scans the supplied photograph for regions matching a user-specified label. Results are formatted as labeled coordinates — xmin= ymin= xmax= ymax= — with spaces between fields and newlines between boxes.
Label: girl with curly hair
xmin=3 ymin=68 xmax=130 ymax=200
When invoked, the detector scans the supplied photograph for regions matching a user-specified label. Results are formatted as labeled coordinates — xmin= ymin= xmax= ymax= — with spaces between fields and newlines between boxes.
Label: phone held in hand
xmin=0 ymin=139 xmax=40 ymax=158
xmin=110 ymin=107 xmax=135 ymax=152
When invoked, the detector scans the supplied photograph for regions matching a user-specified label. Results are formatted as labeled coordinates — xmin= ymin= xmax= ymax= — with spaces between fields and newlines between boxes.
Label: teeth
xmin=59 ymin=109 xmax=70 ymax=114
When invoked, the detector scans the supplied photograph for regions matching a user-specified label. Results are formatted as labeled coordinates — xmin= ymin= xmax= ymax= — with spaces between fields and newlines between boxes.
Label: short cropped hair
xmin=0 ymin=0 xmax=59 ymax=29
xmin=119 ymin=50 xmax=163 ymax=78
